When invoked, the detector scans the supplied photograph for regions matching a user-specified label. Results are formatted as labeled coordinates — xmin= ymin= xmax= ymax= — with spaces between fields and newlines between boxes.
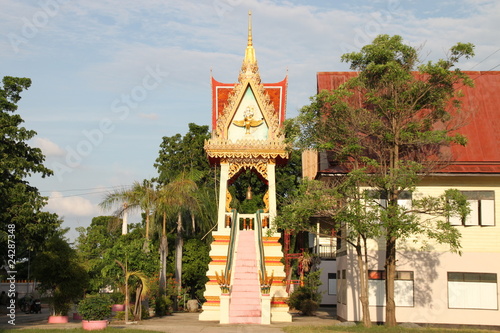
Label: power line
xmin=39 ymin=185 xmax=129 ymax=193
xmin=40 ymin=185 xmax=133 ymax=199
xmin=467 ymin=48 xmax=500 ymax=71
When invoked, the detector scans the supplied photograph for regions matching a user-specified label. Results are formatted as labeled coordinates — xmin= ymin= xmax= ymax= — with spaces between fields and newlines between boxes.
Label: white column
xmin=261 ymin=294 xmax=271 ymax=324
xmin=122 ymin=204 xmax=128 ymax=235
xmin=220 ymin=294 xmax=230 ymax=324
xmin=267 ymin=161 xmax=277 ymax=228
xmin=217 ymin=162 xmax=230 ymax=233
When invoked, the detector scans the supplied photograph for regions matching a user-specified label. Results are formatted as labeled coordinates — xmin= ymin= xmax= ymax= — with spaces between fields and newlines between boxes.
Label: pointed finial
xmin=248 ymin=10 xmax=253 ymax=47
xmin=243 ymin=10 xmax=256 ymax=65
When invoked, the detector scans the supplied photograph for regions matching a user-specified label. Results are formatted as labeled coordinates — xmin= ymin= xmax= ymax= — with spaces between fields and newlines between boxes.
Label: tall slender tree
xmin=0 ymin=75 xmax=61 ymax=275
xmin=291 ymin=35 xmax=474 ymax=326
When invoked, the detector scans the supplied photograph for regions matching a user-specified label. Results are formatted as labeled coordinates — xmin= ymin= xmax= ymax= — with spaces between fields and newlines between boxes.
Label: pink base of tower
xmin=229 ymin=229 xmax=262 ymax=324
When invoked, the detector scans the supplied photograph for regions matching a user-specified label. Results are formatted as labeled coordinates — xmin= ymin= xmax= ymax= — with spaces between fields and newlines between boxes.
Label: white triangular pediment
xmin=228 ymin=85 xmax=269 ymax=141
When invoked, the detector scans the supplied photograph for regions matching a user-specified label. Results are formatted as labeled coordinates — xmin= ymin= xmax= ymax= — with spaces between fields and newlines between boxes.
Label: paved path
xmin=1 ymin=308 xmax=340 ymax=332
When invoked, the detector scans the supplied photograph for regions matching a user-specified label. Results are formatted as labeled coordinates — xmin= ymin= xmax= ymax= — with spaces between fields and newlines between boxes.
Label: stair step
xmin=230 ymin=309 xmax=261 ymax=316
xmin=229 ymin=229 xmax=262 ymax=323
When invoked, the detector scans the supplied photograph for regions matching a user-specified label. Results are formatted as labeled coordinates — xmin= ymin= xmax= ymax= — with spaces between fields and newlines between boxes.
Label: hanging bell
xmin=246 ymin=186 xmax=253 ymax=200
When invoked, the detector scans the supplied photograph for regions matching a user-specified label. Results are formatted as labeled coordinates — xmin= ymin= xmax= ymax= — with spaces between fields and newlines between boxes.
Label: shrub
xmin=78 ymin=294 xmax=112 ymax=321
xmin=155 ymin=295 xmax=173 ymax=316
xmin=287 ymin=270 xmax=322 ymax=316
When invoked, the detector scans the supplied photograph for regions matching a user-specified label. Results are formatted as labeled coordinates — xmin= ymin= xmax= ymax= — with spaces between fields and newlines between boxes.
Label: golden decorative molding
xmin=205 ymin=138 xmax=288 ymax=161
xmin=227 ymin=160 xmax=269 ymax=181
xmin=263 ymin=190 xmax=270 ymax=213
xmin=225 ymin=190 xmax=232 ymax=212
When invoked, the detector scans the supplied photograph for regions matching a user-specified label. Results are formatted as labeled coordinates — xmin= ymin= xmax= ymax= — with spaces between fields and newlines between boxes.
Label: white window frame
xmin=449 ymin=191 xmax=495 ymax=226
xmin=368 ymin=270 xmax=414 ymax=307
xmin=448 ymin=272 xmax=498 ymax=310
xmin=328 ymin=273 xmax=337 ymax=295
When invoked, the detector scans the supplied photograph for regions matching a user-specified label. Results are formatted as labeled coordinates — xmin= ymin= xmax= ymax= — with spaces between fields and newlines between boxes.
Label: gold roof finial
xmin=244 ymin=10 xmax=256 ymax=65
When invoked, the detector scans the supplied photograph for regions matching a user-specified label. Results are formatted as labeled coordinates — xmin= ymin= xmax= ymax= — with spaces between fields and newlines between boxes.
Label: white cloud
xmin=45 ymin=191 xmax=98 ymax=217
xmin=32 ymin=137 xmax=65 ymax=157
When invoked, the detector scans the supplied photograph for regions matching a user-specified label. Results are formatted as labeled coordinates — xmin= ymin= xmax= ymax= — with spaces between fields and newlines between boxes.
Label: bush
xmin=287 ymin=270 xmax=322 ymax=316
xmin=155 ymin=295 xmax=173 ymax=316
xmin=110 ymin=291 xmax=125 ymax=304
xmin=78 ymin=294 xmax=112 ymax=321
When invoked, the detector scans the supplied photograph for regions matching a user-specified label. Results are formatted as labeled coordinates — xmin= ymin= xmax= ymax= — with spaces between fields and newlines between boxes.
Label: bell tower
xmin=199 ymin=12 xmax=292 ymax=324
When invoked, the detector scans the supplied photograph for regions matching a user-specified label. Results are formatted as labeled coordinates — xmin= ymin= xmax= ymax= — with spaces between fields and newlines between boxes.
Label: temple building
xmin=199 ymin=12 xmax=292 ymax=324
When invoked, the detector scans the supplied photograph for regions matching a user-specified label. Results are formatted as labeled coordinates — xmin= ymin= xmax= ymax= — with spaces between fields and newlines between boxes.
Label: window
xmin=328 ymin=273 xmax=337 ymax=295
xmin=449 ymin=191 xmax=495 ymax=226
xmin=365 ymin=190 xmax=412 ymax=210
xmin=368 ymin=270 xmax=414 ymax=307
xmin=448 ymin=272 xmax=498 ymax=310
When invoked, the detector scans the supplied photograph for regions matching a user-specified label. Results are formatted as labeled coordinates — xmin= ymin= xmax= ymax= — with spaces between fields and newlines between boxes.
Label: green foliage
xmin=76 ymin=220 xmax=158 ymax=294
xmin=181 ymin=239 xmax=210 ymax=299
xmin=109 ymin=291 xmax=125 ymax=304
xmin=101 ymin=225 xmax=158 ymax=282
xmin=288 ymin=34 xmax=474 ymax=325
xmin=287 ymin=270 xmax=322 ymax=316
xmin=154 ymin=294 xmax=173 ymax=316
xmin=78 ymin=294 xmax=112 ymax=321
xmin=75 ymin=216 xmax=121 ymax=292
xmin=154 ymin=123 xmax=213 ymax=186
xmin=0 ymin=75 xmax=61 ymax=277
xmin=113 ymin=304 xmax=149 ymax=320
xmin=33 ymin=233 xmax=88 ymax=315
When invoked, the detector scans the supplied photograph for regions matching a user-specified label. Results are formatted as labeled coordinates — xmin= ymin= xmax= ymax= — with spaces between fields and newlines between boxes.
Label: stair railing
xmin=256 ymin=209 xmax=271 ymax=294
xmin=222 ymin=209 xmax=239 ymax=293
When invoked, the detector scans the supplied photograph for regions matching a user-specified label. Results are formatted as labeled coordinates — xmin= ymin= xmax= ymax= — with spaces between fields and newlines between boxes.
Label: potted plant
xmin=47 ymin=291 xmax=71 ymax=323
xmin=110 ymin=291 xmax=125 ymax=312
xmin=33 ymin=234 xmax=89 ymax=323
xmin=78 ymin=294 xmax=112 ymax=331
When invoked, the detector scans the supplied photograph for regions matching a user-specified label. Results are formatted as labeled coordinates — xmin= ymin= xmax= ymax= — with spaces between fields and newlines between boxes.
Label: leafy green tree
xmin=182 ymin=239 xmax=210 ymax=300
xmin=75 ymin=216 xmax=121 ymax=292
xmin=0 ymin=76 xmax=61 ymax=277
xmin=290 ymin=34 xmax=474 ymax=326
xmin=155 ymin=123 xmax=213 ymax=186
xmin=154 ymin=124 xmax=218 ymax=306
xmin=33 ymin=232 xmax=88 ymax=315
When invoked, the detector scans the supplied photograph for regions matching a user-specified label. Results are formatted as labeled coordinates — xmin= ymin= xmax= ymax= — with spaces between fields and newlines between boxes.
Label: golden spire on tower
xmin=243 ymin=10 xmax=256 ymax=65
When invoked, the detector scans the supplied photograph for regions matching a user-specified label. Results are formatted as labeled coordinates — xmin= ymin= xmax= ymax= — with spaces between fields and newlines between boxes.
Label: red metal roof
xmin=316 ymin=71 xmax=500 ymax=174
xmin=211 ymin=76 xmax=288 ymax=130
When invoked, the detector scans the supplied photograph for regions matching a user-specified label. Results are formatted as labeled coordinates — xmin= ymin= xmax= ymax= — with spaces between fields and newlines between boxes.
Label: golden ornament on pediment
xmin=232 ymin=106 xmax=264 ymax=134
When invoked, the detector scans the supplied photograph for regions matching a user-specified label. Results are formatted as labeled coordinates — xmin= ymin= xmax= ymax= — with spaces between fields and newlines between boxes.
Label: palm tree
xmin=159 ymin=172 xmax=200 ymax=297
xmin=100 ymin=179 xmax=157 ymax=245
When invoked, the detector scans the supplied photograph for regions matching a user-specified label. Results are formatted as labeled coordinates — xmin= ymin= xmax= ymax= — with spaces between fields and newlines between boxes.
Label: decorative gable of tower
xmin=205 ymin=12 xmax=289 ymax=165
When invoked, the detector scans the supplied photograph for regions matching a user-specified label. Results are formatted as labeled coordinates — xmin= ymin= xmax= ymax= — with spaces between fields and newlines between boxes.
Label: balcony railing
xmin=314 ymin=245 xmax=336 ymax=259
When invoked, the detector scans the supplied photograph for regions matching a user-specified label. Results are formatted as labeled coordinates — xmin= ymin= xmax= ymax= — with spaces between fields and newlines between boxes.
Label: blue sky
xmin=2 ymin=0 xmax=499 ymax=241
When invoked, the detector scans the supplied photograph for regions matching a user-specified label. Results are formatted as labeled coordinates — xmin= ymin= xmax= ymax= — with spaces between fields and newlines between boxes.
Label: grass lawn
xmin=2 ymin=329 xmax=163 ymax=333
xmin=283 ymin=325 xmax=499 ymax=333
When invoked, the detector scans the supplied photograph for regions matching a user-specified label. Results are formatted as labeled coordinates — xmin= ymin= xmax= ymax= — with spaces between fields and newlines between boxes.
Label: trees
xmin=75 ymin=216 xmax=121 ymax=292
xmin=154 ymin=124 xmax=217 ymax=301
xmin=33 ymin=232 xmax=88 ymax=316
xmin=155 ymin=123 xmax=213 ymax=186
xmin=0 ymin=75 xmax=61 ymax=277
xmin=100 ymin=179 xmax=157 ymax=243
xmin=290 ymin=35 xmax=474 ymax=326
xmin=162 ymin=172 xmax=200 ymax=297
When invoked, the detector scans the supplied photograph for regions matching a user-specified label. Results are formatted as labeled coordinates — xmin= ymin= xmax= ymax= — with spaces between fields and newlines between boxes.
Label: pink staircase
xmin=229 ymin=229 xmax=261 ymax=324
